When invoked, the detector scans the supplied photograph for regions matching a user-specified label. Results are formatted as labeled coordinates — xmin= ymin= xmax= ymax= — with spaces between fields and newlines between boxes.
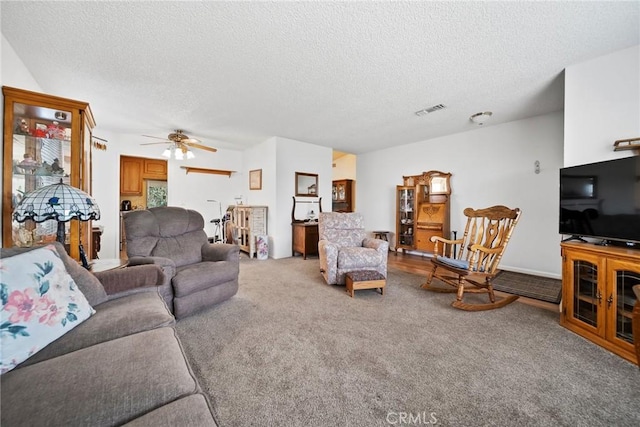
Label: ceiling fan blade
xmin=142 ymin=134 xmax=170 ymax=141
xmin=141 ymin=142 xmax=171 ymax=146
xmin=182 ymin=137 xmax=202 ymax=144
xmin=185 ymin=142 xmax=218 ymax=152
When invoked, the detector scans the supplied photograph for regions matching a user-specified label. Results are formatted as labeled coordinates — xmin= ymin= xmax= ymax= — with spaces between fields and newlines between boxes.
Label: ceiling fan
xmin=141 ymin=130 xmax=217 ymax=159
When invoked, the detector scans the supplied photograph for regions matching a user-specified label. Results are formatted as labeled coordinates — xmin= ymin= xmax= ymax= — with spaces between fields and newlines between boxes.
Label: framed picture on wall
xmin=250 ymin=169 xmax=262 ymax=190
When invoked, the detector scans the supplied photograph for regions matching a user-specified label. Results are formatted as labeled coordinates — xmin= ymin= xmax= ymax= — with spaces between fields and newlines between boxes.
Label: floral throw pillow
xmin=1 ymin=245 xmax=96 ymax=374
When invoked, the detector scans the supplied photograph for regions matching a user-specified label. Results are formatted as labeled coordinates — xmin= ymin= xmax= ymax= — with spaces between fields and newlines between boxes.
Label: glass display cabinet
xmin=2 ymin=86 xmax=95 ymax=261
xmin=561 ymin=242 xmax=639 ymax=365
xmin=395 ymin=186 xmax=415 ymax=251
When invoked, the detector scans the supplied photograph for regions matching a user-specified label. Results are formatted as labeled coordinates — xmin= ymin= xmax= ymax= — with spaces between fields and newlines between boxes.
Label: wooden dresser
xmin=292 ymin=222 xmax=319 ymax=259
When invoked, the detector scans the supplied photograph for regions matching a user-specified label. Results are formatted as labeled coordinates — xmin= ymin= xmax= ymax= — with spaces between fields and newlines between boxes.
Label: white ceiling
xmin=2 ymin=1 xmax=638 ymax=154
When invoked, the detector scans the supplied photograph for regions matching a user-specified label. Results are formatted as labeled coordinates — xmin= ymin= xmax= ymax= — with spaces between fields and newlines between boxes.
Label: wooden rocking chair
xmin=422 ymin=205 xmax=522 ymax=311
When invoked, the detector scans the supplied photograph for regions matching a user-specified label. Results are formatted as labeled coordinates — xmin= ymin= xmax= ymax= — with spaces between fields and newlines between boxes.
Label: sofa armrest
xmin=201 ymin=243 xmax=240 ymax=262
xmin=93 ymin=264 xmax=165 ymax=296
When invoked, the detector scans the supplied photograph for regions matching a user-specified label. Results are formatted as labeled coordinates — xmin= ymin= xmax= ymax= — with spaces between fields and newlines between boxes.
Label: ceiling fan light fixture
xmin=470 ymin=111 xmax=493 ymax=125
xmin=162 ymin=147 xmax=172 ymax=158
xmin=174 ymin=149 xmax=184 ymax=160
xmin=186 ymin=149 xmax=195 ymax=160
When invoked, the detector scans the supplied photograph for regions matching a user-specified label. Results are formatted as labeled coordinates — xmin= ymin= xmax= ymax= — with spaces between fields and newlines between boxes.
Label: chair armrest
xmin=363 ymin=237 xmax=389 ymax=253
xmin=127 ymin=255 xmax=176 ymax=280
xmin=202 ymin=243 xmax=240 ymax=262
xmin=430 ymin=236 xmax=463 ymax=257
xmin=634 ymin=285 xmax=640 ymax=300
xmin=93 ymin=264 xmax=164 ymax=296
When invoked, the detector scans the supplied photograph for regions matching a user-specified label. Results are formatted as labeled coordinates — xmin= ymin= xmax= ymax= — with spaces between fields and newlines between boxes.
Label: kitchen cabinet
xmin=2 ymin=86 xmax=95 ymax=261
xmin=560 ymin=242 xmax=639 ymax=365
xmin=142 ymin=158 xmax=168 ymax=180
xmin=120 ymin=156 xmax=144 ymax=195
xmin=120 ymin=156 xmax=167 ymax=196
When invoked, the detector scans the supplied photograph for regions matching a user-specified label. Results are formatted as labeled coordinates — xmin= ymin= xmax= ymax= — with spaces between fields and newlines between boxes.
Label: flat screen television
xmin=559 ymin=156 xmax=640 ymax=246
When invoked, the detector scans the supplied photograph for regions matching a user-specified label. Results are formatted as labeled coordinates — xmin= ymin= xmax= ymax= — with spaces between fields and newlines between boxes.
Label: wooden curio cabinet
xmin=395 ymin=171 xmax=451 ymax=254
xmin=332 ymin=179 xmax=353 ymax=212
xmin=2 ymin=86 xmax=96 ymax=261
xmin=560 ymin=242 xmax=639 ymax=365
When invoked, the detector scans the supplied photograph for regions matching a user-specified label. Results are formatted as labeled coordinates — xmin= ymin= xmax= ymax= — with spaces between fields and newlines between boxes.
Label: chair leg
xmin=421 ymin=262 xmax=438 ymax=288
xmin=456 ymin=277 xmax=465 ymax=302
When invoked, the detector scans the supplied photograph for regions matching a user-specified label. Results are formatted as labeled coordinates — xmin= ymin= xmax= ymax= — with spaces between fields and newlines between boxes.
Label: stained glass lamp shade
xmin=13 ymin=179 xmax=100 ymax=245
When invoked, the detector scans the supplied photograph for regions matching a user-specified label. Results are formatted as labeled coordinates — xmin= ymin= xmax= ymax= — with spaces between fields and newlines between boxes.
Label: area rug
xmin=175 ymin=257 xmax=639 ymax=427
xmin=492 ymin=270 xmax=562 ymax=303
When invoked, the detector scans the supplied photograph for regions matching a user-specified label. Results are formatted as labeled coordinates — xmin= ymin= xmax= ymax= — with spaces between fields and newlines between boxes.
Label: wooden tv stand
xmin=560 ymin=241 xmax=639 ymax=365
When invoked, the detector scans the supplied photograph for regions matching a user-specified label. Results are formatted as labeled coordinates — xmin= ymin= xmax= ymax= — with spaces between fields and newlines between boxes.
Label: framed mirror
xmin=295 ymin=172 xmax=318 ymax=197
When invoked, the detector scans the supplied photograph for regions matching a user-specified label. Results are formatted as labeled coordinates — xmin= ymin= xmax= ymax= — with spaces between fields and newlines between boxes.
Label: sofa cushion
xmin=19 ymin=289 xmax=174 ymax=367
xmin=123 ymin=394 xmax=217 ymax=427
xmin=173 ymin=261 xmax=238 ymax=297
xmin=337 ymin=247 xmax=383 ymax=270
xmin=1 ymin=245 xmax=95 ymax=373
xmin=1 ymin=327 xmax=200 ymax=426
xmin=0 ymin=242 xmax=108 ymax=306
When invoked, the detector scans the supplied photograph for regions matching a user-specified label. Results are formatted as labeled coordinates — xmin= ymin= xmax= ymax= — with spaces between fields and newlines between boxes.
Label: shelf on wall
xmin=179 ymin=166 xmax=235 ymax=177
xmin=613 ymin=137 xmax=640 ymax=152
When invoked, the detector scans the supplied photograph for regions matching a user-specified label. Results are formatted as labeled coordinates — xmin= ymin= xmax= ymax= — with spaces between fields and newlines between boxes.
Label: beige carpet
xmin=176 ymin=257 xmax=639 ymax=427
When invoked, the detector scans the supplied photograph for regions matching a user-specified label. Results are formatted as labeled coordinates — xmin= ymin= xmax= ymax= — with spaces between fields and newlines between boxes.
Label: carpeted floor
xmin=176 ymin=257 xmax=639 ymax=427
xmin=492 ymin=270 xmax=562 ymax=304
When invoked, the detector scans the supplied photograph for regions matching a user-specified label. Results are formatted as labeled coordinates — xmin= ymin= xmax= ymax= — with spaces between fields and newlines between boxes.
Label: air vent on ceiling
xmin=415 ymin=104 xmax=446 ymax=116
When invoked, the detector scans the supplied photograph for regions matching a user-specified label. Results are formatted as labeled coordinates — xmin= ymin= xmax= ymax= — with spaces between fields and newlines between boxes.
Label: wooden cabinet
xmin=120 ymin=156 xmax=167 ymax=195
xmin=231 ymin=205 xmax=267 ymax=258
xmin=2 ymin=86 xmax=95 ymax=261
xmin=292 ymin=222 xmax=319 ymax=259
xmin=142 ymin=158 xmax=168 ymax=180
xmin=120 ymin=156 xmax=143 ymax=195
xmin=332 ymin=179 xmax=354 ymax=212
xmin=395 ymin=171 xmax=451 ymax=254
xmin=560 ymin=242 xmax=639 ymax=365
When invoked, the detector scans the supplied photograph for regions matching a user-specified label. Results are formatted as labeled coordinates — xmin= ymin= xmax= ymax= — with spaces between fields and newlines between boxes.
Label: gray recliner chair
xmin=124 ymin=206 xmax=239 ymax=319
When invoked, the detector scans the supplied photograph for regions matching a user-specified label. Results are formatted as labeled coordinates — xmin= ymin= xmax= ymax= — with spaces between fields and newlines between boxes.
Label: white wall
xmin=274 ymin=137 xmax=333 ymax=259
xmin=564 ymin=45 xmax=640 ymax=166
xmin=358 ymin=112 xmax=565 ymax=278
xmin=243 ymin=137 xmax=277 ymax=256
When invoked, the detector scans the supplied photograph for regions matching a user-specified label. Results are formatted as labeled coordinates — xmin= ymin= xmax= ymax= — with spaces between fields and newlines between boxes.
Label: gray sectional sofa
xmin=0 ymin=242 xmax=217 ymax=426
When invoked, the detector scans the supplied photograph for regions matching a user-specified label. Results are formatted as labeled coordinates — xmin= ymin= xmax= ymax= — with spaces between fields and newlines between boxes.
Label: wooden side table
xmin=292 ymin=222 xmax=319 ymax=259
xmin=89 ymin=259 xmax=128 ymax=273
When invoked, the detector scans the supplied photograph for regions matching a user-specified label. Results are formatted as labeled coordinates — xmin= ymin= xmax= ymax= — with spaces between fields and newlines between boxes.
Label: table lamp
xmin=12 ymin=179 xmax=101 ymax=268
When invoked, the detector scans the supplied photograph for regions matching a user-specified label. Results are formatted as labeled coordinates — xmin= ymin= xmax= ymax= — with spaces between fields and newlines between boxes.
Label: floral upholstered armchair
xmin=318 ymin=212 xmax=389 ymax=285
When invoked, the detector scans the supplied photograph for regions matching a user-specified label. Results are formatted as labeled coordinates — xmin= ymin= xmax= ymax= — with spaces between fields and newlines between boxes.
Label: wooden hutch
xmin=395 ymin=170 xmax=451 ymax=254
xmin=332 ymin=179 xmax=354 ymax=212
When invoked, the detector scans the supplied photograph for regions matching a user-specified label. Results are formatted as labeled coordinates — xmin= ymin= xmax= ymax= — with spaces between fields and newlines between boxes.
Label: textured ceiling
xmin=2 ymin=1 xmax=639 ymax=153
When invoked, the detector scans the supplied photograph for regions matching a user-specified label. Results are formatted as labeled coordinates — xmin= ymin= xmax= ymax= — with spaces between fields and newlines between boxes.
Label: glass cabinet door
xmin=397 ymin=186 xmax=415 ymax=247
xmin=607 ymin=259 xmax=639 ymax=348
xmin=564 ymin=250 xmax=606 ymax=335
xmin=572 ymin=260 xmax=599 ymax=327
xmin=9 ymin=103 xmax=73 ymax=247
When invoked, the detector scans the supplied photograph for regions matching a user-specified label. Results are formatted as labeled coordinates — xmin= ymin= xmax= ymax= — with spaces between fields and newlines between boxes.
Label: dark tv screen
xmin=559 ymin=156 xmax=640 ymax=244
